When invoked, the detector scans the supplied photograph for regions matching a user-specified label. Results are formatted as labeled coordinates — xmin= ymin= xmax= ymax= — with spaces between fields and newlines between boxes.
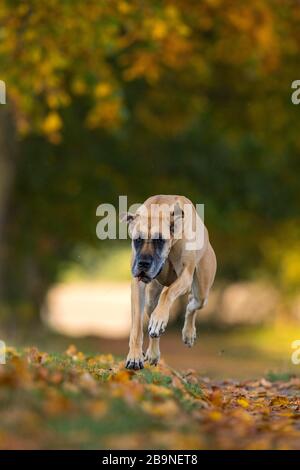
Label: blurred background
xmin=1 ymin=0 xmax=300 ymax=378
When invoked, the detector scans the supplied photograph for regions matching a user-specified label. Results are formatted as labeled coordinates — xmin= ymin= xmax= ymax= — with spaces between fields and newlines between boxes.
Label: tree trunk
xmin=0 ymin=106 xmax=18 ymax=299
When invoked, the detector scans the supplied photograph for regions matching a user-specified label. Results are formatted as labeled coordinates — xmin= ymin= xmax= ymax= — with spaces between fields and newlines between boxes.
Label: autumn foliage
xmin=0 ymin=345 xmax=300 ymax=450
xmin=1 ymin=0 xmax=299 ymax=142
xmin=1 ymin=0 xmax=300 ymax=314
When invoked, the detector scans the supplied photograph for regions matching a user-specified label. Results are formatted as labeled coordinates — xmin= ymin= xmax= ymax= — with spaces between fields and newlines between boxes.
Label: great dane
xmin=121 ymin=195 xmax=217 ymax=370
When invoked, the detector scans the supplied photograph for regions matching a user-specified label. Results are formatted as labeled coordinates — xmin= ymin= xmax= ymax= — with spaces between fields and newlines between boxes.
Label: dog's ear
xmin=170 ymin=202 xmax=184 ymax=236
xmin=119 ymin=211 xmax=135 ymax=224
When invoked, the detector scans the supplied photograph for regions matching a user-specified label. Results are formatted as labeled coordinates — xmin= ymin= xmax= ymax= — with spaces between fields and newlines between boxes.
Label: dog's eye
xmin=153 ymin=238 xmax=165 ymax=249
xmin=134 ymin=237 xmax=143 ymax=249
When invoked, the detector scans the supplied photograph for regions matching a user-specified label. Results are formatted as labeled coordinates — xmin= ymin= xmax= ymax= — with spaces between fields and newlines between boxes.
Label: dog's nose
xmin=138 ymin=256 xmax=152 ymax=271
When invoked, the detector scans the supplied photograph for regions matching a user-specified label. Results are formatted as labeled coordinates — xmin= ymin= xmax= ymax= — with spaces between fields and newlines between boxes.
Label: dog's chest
xmin=156 ymin=259 xmax=177 ymax=286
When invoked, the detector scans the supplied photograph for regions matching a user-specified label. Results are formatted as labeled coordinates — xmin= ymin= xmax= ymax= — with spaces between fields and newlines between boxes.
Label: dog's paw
xmin=182 ymin=326 xmax=197 ymax=348
xmin=125 ymin=351 xmax=144 ymax=370
xmin=144 ymin=348 xmax=160 ymax=366
xmin=148 ymin=314 xmax=168 ymax=338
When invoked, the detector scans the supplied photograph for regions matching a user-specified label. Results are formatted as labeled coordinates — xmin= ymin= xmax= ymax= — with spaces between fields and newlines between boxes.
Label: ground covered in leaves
xmin=0 ymin=345 xmax=300 ymax=449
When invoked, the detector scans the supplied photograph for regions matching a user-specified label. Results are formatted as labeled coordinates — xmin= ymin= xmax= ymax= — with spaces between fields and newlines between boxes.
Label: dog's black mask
xmin=131 ymin=236 xmax=166 ymax=283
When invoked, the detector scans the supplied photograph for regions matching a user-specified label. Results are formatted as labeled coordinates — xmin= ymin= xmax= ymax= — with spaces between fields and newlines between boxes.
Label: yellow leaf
xmin=142 ymin=399 xmax=179 ymax=417
xmin=145 ymin=384 xmax=173 ymax=397
xmin=207 ymin=410 xmax=223 ymax=421
xmin=42 ymin=112 xmax=62 ymax=134
xmin=237 ymin=397 xmax=250 ymax=408
xmin=151 ymin=20 xmax=168 ymax=40
xmin=118 ymin=2 xmax=132 ymax=15
xmin=95 ymin=82 xmax=113 ymax=98
xmin=270 ymin=396 xmax=290 ymax=407
xmin=111 ymin=369 xmax=133 ymax=383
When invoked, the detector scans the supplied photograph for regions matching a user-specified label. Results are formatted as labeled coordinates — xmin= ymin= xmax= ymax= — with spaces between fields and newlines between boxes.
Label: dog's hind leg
xmin=182 ymin=277 xmax=202 ymax=347
xmin=182 ymin=243 xmax=217 ymax=347
xmin=144 ymin=337 xmax=161 ymax=366
xmin=144 ymin=280 xmax=163 ymax=365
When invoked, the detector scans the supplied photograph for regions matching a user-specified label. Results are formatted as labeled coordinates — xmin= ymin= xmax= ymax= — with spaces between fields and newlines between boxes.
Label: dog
xmin=121 ymin=195 xmax=217 ymax=370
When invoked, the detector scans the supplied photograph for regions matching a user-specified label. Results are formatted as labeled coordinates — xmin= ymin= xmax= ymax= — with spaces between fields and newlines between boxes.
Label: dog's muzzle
xmin=133 ymin=257 xmax=165 ymax=284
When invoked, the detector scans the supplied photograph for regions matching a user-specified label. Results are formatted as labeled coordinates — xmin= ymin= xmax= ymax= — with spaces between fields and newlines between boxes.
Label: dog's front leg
xmin=148 ymin=267 xmax=193 ymax=338
xmin=144 ymin=281 xmax=164 ymax=365
xmin=126 ymin=278 xmax=145 ymax=370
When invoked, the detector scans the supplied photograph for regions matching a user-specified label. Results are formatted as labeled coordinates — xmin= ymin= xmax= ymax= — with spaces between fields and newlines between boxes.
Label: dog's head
xmin=121 ymin=203 xmax=184 ymax=283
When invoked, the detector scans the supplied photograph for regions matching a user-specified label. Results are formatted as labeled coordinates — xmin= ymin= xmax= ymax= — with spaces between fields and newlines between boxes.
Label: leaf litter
xmin=0 ymin=345 xmax=300 ymax=449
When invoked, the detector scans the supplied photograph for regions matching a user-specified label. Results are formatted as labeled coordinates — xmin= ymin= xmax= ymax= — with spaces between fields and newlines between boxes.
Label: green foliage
xmin=266 ymin=371 xmax=294 ymax=383
xmin=60 ymin=246 xmax=131 ymax=283
xmin=1 ymin=0 xmax=300 ymax=312
xmin=140 ymin=368 xmax=173 ymax=386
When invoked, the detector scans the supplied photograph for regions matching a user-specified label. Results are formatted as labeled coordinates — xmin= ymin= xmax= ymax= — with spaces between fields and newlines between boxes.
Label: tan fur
xmin=124 ymin=195 xmax=217 ymax=369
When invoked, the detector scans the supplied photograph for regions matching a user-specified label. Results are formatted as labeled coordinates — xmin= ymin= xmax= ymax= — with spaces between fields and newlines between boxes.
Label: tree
xmin=0 ymin=0 xmax=300 ymax=319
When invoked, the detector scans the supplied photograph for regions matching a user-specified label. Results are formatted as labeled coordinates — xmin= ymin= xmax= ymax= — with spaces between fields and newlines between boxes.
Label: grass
xmin=5 ymin=319 xmax=300 ymax=380
xmin=0 ymin=346 xmax=204 ymax=449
